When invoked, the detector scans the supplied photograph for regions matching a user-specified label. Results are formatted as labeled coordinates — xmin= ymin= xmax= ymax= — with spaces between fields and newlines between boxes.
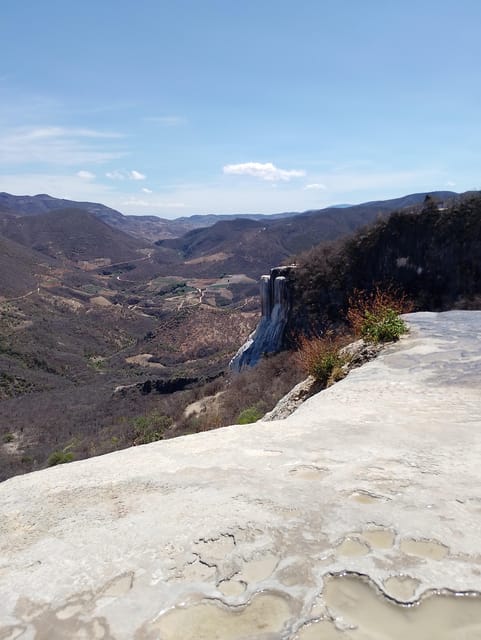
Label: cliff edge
xmin=1 ymin=311 xmax=481 ymax=638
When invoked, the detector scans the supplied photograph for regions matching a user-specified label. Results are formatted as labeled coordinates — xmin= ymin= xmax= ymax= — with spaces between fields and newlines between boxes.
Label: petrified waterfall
xmin=230 ymin=267 xmax=292 ymax=371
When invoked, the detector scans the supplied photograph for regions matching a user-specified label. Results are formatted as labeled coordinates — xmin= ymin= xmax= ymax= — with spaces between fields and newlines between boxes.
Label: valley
xmin=0 ymin=236 xmax=262 ymax=480
xmin=0 ymin=189 xmax=466 ymax=481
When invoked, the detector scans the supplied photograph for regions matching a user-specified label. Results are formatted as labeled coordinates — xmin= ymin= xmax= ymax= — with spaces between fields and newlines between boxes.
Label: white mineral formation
xmin=1 ymin=311 xmax=481 ymax=639
xmin=230 ymin=266 xmax=292 ymax=371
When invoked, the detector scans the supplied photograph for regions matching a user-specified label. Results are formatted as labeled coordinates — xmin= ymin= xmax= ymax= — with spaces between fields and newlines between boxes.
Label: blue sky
xmin=1 ymin=1 xmax=481 ymax=217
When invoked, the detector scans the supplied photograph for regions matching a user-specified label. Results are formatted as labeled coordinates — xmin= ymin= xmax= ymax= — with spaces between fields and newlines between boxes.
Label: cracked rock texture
xmin=1 ymin=311 xmax=481 ymax=638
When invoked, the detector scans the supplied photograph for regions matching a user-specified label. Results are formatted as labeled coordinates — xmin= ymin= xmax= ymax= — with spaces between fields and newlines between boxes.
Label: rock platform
xmin=1 ymin=311 xmax=481 ymax=638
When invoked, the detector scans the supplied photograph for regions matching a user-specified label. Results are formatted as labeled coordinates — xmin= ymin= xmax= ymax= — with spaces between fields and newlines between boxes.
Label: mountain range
xmin=0 ymin=189 xmax=458 ymax=282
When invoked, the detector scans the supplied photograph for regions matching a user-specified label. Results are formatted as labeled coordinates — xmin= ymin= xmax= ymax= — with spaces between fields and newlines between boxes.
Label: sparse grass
xmin=296 ymin=332 xmax=349 ymax=386
xmin=347 ymin=287 xmax=413 ymax=343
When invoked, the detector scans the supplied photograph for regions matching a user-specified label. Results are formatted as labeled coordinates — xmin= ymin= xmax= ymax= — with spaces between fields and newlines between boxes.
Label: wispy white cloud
xmin=17 ymin=126 xmax=123 ymax=140
xmin=106 ymin=169 xmax=146 ymax=181
xmin=0 ymin=125 xmax=126 ymax=165
xmin=304 ymin=182 xmax=327 ymax=190
xmin=445 ymin=180 xmax=456 ymax=187
xmin=105 ymin=170 xmax=125 ymax=180
xmin=223 ymin=161 xmax=306 ymax=182
xmin=76 ymin=170 xmax=96 ymax=180
xmin=141 ymin=187 xmax=153 ymax=193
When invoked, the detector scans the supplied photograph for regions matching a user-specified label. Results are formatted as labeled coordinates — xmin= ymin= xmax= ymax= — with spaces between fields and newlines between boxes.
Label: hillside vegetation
xmin=291 ymin=194 xmax=481 ymax=337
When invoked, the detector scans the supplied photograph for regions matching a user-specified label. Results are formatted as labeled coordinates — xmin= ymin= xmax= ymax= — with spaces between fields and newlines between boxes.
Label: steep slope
xmin=0 ymin=208 xmax=147 ymax=263
xmin=290 ymin=193 xmax=481 ymax=335
xmin=251 ymin=190 xmax=456 ymax=258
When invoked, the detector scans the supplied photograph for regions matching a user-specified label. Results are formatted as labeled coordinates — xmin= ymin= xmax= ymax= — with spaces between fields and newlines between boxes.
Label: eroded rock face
xmin=230 ymin=266 xmax=294 ymax=371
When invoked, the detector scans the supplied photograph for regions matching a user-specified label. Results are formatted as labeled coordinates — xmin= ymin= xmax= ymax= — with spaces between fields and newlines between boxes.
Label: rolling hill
xmin=0 ymin=192 xmax=298 ymax=242
xmin=0 ymin=208 xmax=147 ymax=263
xmin=155 ymin=191 xmax=458 ymax=277
xmin=0 ymin=192 xmax=188 ymax=241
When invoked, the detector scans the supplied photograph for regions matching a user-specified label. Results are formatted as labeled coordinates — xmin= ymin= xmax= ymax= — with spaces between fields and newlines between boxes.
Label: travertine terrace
xmin=1 ymin=311 xmax=481 ymax=638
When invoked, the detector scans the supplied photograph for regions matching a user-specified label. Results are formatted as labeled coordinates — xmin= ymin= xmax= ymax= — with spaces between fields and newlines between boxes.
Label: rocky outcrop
xmin=261 ymin=375 xmax=320 ymax=420
xmin=261 ymin=338 xmax=383 ymax=421
xmin=230 ymin=266 xmax=294 ymax=371
xmin=113 ymin=374 xmax=221 ymax=396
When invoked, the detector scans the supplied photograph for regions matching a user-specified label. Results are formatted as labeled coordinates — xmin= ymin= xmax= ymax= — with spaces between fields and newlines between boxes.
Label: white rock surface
xmin=1 ymin=311 xmax=481 ymax=638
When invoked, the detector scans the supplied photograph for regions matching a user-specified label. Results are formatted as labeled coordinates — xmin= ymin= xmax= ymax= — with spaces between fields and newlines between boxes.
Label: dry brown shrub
xmin=295 ymin=331 xmax=351 ymax=385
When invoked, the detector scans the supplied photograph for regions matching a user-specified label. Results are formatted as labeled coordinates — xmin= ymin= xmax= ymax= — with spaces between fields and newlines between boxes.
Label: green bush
xmin=47 ymin=450 xmax=74 ymax=467
xmin=361 ymin=308 xmax=408 ymax=343
xmin=132 ymin=411 xmax=172 ymax=445
xmin=311 ymin=351 xmax=344 ymax=385
xmin=237 ymin=406 xmax=264 ymax=424
xmin=347 ymin=287 xmax=411 ymax=344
